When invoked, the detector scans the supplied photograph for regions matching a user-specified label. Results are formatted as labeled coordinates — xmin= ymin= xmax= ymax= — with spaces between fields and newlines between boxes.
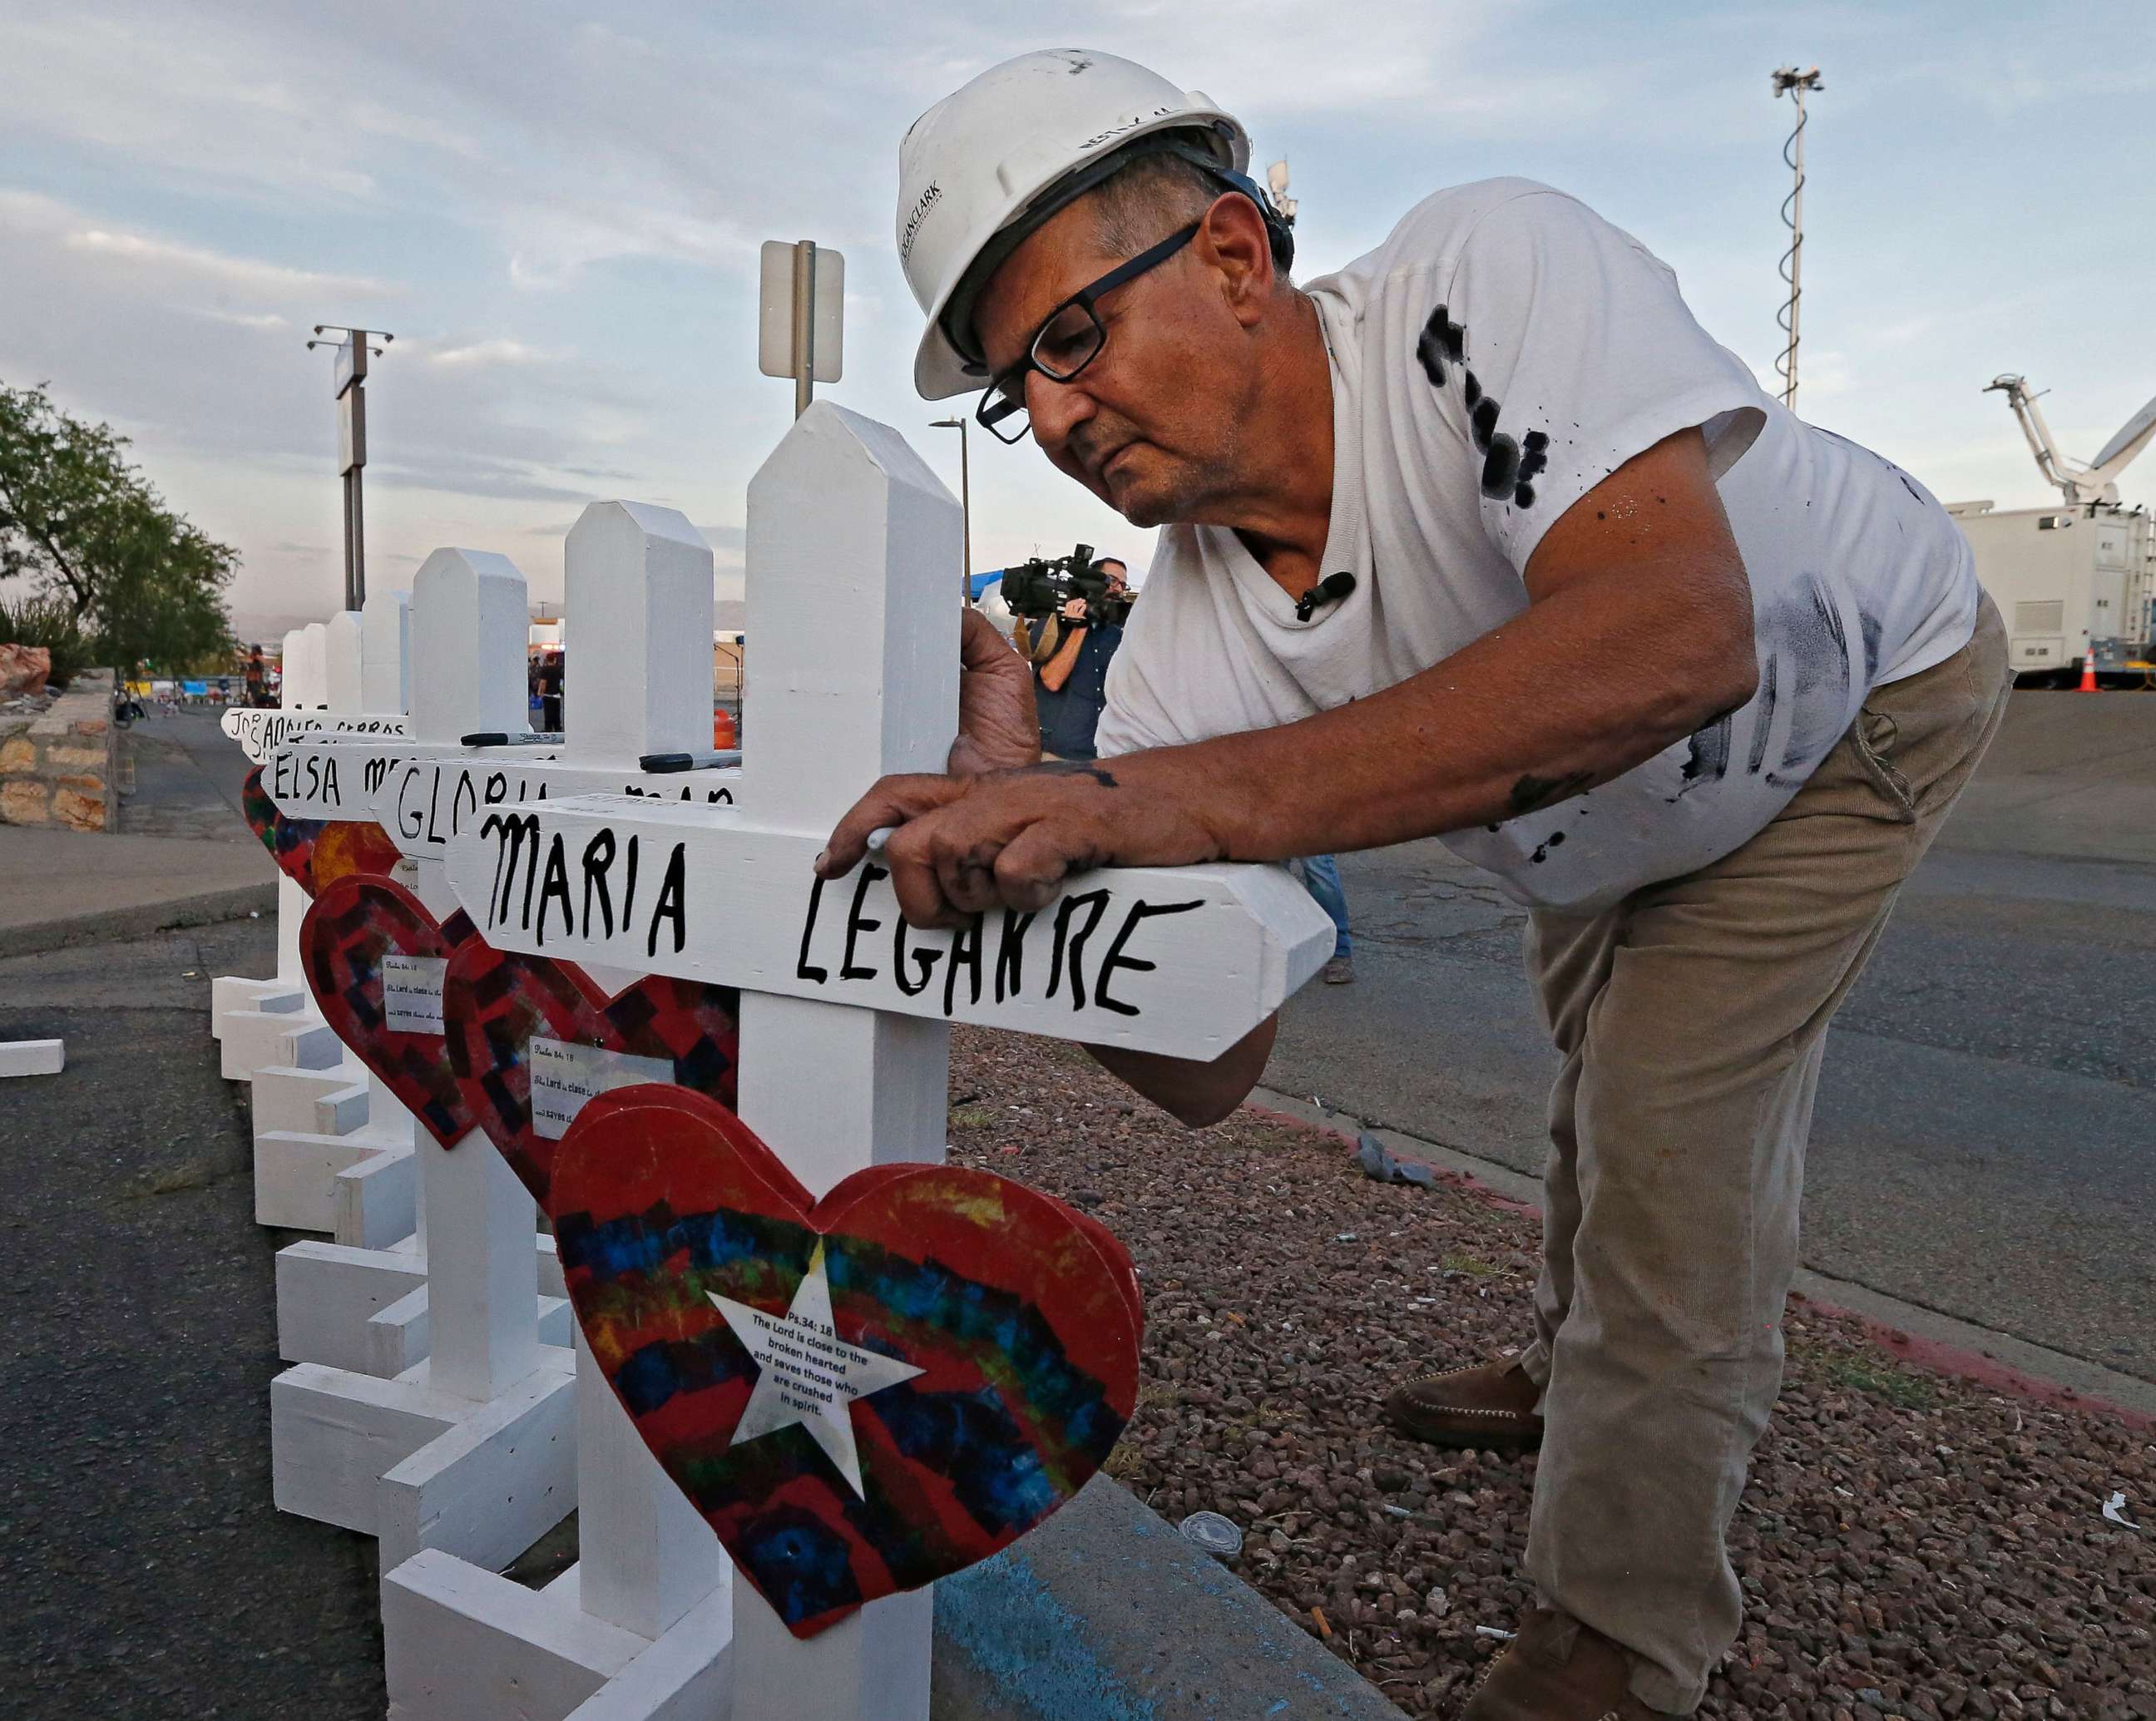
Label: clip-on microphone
xmin=1293 ymin=571 xmax=1357 ymax=622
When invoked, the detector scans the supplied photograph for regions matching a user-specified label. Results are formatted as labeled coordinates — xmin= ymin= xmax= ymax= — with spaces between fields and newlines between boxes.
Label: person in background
xmin=1296 ymin=853 xmax=1354 ymax=983
xmin=244 ymin=644 xmax=269 ymax=707
xmin=1018 ymin=555 xmax=1130 ymax=760
xmin=536 ymin=650 xmax=564 ymax=733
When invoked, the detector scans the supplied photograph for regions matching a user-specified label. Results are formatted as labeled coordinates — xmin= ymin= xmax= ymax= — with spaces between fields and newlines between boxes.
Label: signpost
xmin=759 ymin=240 xmax=843 ymax=418
xmin=394 ymin=403 xmax=1331 ymax=1721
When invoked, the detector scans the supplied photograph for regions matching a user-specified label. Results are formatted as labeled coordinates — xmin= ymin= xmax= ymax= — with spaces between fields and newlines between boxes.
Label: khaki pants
xmin=1516 ymin=596 xmax=2011 ymax=1714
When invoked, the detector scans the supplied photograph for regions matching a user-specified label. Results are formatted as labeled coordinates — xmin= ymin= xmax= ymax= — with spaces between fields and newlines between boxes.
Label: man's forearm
xmin=1110 ymin=561 xmax=1756 ymax=863
xmin=1038 ymin=622 xmax=1088 ymax=695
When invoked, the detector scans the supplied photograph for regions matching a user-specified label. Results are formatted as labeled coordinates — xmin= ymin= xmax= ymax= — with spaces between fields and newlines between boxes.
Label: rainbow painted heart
xmin=443 ymin=943 xmax=740 ymax=1206
xmin=548 ymin=1086 xmax=1142 ymax=1638
xmin=301 ymin=874 xmax=480 ymax=1145
xmin=242 ymin=763 xmax=402 ymax=896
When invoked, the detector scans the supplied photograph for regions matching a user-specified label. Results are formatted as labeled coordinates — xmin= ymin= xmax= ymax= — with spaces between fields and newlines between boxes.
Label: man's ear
xmin=1194 ymin=193 xmax=1275 ymax=327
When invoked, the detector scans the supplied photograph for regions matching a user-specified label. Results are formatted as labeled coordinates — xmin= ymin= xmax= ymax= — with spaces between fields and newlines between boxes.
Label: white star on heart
xmin=709 ymin=1239 xmax=925 ymax=1498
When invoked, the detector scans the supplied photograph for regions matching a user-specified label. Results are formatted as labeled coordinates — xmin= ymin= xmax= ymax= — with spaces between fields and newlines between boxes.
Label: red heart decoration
xmin=441 ymin=943 xmax=741 ymax=1207
xmin=302 ymin=874 xmax=482 ymax=1146
xmin=548 ymin=1086 xmax=1142 ymax=1639
xmin=242 ymin=763 xmax=402 ymax=896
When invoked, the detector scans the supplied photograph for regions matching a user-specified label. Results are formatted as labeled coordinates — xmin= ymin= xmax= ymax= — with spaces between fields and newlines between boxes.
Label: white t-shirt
xmin=1095 ymin=179 xmax=1980 ymax=913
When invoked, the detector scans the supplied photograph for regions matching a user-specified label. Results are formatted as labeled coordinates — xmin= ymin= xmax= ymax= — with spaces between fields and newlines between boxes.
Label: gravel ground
xmin=945 ymin=1030 xmax=2156 ymax=1721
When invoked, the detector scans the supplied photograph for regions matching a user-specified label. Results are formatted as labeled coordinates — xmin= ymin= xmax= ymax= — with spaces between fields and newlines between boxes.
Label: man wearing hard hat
xmin=825 ymin=48 xmax=2008 ymax=1720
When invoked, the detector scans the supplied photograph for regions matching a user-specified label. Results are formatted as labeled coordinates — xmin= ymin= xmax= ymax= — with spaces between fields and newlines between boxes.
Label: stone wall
xmin=0 ymin=669 xmax=120 ymax=832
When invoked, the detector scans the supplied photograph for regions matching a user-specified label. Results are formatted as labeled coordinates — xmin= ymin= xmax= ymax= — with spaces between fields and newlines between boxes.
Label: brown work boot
xmin=1461 ymin=1610 xmax=1672 ymax=1719
xmin=1382 ymin=1357 xmax=1543 ymax=1451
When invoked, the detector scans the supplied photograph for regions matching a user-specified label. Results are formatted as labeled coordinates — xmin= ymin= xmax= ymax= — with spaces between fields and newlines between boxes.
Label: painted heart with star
xmin=548 ymin=1085 xmax=1143 ymax=1639
xmin=442 ymin=942 xmax=741 ymax=1206
xmin=242 ymin=763 xmax=403 ymax=896
xmin=302 ymin=873 xmax=482 ymax=1145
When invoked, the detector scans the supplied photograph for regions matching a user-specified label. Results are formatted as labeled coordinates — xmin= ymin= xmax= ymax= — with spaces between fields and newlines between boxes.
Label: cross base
xmin=276 ymin=1231 xmax=569 ymax=1374
xmin=271 ymin=1345 xmax=578 ymax=1572
xmin=215 ymin=980 xmax=322 ymax=1082
xmin=384 ymin=1555 xmax=733 ymax=1721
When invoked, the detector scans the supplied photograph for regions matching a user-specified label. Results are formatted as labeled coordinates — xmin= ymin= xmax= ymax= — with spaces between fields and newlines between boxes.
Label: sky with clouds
xmin=2 ymin=0 xmax=2150 ymax=637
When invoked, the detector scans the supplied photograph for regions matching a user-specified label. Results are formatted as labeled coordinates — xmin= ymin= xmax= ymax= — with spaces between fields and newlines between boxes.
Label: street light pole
xmin=930 ymin=418 xmax=972 ymax=604
xmin=306 ymin=325 xmax=393 ymax=611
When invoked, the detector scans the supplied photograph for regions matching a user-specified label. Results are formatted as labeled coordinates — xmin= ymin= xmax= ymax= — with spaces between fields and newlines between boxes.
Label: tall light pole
xmin=1770 ymin=67 xmax=1823 ymax=412
xmin=930 ymin=418 xmax=972 ymax=604
xmin=306 ymin=325 xmax=393 ymax=610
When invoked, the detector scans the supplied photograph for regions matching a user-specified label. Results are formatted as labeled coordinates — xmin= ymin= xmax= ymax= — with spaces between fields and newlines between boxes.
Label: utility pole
xmin=930 ymin=418 xmax=972 ymax=604
xmin=1771 ymin=67 xmax=1822 ymax=412
xmin=307 ymin=325 xmax=393 ymax=610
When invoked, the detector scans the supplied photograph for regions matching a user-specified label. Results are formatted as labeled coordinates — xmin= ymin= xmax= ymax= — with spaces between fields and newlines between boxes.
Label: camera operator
xmin=1014 ymin=555 xmax=1130 ymax=761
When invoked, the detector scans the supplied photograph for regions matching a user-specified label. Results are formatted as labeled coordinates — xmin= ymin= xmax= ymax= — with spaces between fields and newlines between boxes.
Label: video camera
xmin=1000 ymin=543 xmax=1133 ymax=629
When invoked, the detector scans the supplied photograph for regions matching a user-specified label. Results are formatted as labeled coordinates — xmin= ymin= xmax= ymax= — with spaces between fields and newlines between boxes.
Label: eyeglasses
xmin=974 ymin=222 xmax=1200 ymax=445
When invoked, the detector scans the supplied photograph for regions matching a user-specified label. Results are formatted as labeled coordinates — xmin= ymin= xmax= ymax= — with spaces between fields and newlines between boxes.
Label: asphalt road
xmin=120 ymin=709 xmax=257 ymax=841
xmin=1268 ymin=692 xmax=2156 ymax=1384
xmin=0 ymin=920 xmax=384 ymax=1721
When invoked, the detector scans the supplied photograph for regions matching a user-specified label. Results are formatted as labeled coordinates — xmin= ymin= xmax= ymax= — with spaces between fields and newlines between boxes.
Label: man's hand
xmin=1059 ymin=596 xmax=1089 ymax=621
xmin=947 ymin=606 xmax=1041 ymax=777
xmin=815 ymin=754 xmax=1229 ymax=928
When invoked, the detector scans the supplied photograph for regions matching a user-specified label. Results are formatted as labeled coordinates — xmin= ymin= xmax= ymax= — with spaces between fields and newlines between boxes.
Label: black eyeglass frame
xmin=973 ymin=222 xmax=1201 ymax=443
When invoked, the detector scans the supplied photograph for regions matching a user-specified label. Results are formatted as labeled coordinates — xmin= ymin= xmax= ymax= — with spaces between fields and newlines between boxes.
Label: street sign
xmin=758 ymin=240 xmax=843 ymax=386
xmin=339 ymin=388 xmax=366 ymax=474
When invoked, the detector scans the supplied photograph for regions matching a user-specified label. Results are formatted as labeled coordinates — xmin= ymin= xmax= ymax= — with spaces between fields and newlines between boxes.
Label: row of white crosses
xmin=388 ymin=405 xmax=1333 ymax=1721
xmin=250 ymin=597 xmax=425 ymax=1257
xmin=264 ymin=566 xmax=569 ymax=1387
xmin=264 ymin=513 xmax=749 ymax=1691
xmin=269 ymin=548 xmax=581 ymax=1575
xmin=239 ymin=403 xmax=1327 ymax=1721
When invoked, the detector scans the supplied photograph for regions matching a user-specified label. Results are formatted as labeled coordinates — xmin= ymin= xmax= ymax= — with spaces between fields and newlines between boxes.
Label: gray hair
xmin=1086 ymin=150 xmax=1225 ymax=260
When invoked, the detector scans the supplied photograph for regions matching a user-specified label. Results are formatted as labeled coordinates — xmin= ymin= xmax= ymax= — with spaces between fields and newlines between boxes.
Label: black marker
xmin=639 ymin=749 xmax=744 ymax=774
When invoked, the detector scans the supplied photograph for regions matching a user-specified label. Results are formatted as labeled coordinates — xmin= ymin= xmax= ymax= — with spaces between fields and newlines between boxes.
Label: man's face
xmin=971 ymin=194 xmax=1267 ymax=528
xmin=1099 ymin=560 xmax=1129 ymax=595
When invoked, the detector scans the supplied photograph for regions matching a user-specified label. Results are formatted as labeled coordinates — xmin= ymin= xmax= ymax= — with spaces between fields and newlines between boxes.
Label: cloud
xmin=66 ymin=227 xmax=393 ymax=300
xmin=427 ymin=339 xmax=561 ymax=368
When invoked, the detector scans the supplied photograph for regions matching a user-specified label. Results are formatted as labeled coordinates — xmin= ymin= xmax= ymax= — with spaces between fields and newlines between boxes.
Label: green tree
xmin=0 ymin=380 xmax=235 ymax=674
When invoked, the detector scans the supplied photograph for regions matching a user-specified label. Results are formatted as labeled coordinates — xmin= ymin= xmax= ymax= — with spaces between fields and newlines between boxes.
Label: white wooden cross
xmin=421 ymin=404 xmax=1332 ymax=1721
xmin=270 ymin=548 xmax=579 ymax=1578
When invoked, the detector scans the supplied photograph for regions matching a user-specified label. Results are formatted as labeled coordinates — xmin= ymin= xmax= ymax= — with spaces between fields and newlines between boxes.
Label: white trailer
xmin=1946 ymin=375 xmax=2156 ymax=685
xmin=1946 ymin=499 xmax=2155 ymax=683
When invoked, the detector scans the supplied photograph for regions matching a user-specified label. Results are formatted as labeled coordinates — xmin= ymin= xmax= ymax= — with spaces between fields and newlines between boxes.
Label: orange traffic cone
xmin=2079 ymin=646 xmax=2099 ymax=693
xmin=713 ymin=705 xmax=738 ymax=748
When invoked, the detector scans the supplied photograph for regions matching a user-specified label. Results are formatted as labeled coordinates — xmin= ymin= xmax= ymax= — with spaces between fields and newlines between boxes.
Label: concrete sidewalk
xmin=0 ymin=710 xmax=276 ymax=958
xmin=0 ymin=823 xmax=275 ymax=958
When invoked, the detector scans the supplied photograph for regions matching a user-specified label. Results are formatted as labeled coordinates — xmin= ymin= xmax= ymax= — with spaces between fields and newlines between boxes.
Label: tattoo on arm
xmin=1507 ymin=770 xmax=1595 ymax=817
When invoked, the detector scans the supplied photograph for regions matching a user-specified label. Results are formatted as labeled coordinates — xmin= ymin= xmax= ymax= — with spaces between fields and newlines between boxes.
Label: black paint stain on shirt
xmin=1746 ymin=654 xmax=1779 ymax=774
xmin=1416 ymin=305 xmax=1466 ymax=387
xmin=1527 ymin=829 xmax=1569 ymax=864
xmin=1676 ymin=713 xmax=1733 ymax=797
xmin=1413 ymin=302 xmax=1546 ymax=508
xmin=1515 ymin=429 xmax=1550 ymax=509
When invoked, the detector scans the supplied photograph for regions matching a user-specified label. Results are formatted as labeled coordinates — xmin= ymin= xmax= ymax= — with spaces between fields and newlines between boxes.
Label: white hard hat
xmin=897 ymin=48 xmax=1251 ymax=401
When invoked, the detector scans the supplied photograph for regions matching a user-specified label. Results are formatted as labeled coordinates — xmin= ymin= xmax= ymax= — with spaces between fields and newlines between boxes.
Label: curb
xmin=1246 ymin=1088 xmax=2156 ymax=1427
xmin=933 ymin=1475 xmax=1408 ymax=1720
xmin=0 ymin=881 xmax=279 ymax=962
